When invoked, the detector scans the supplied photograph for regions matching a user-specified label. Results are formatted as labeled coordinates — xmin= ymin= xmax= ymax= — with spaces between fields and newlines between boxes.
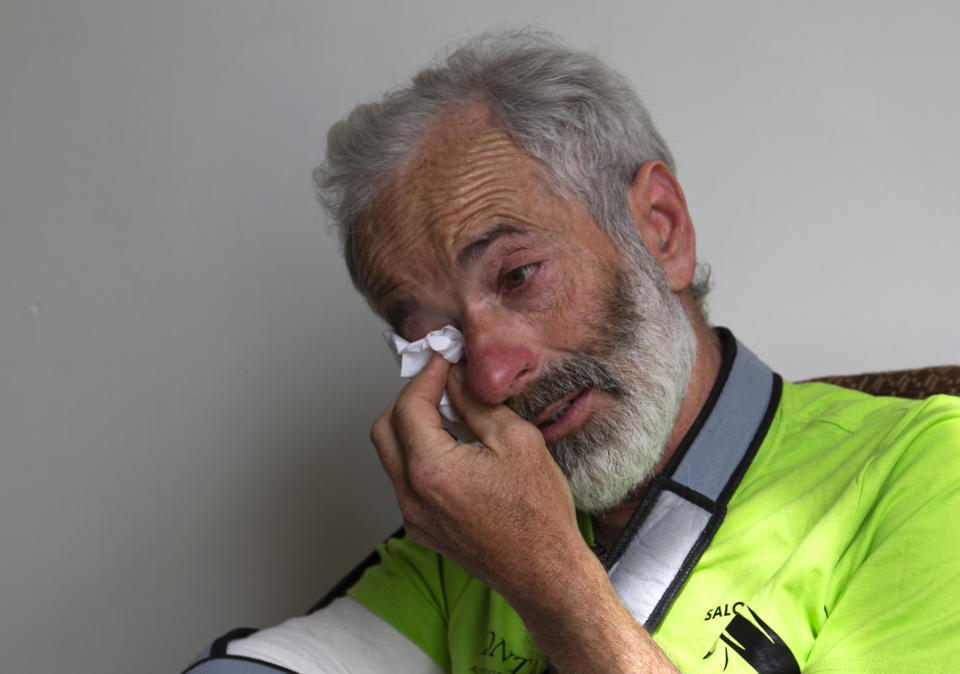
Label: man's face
xmin=360 ymin=105 xmax=695 ymax=512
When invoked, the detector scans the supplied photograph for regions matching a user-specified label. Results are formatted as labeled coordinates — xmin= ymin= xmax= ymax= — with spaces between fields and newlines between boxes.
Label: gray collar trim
xmin=605 ymin=330 xmax=781 ymax=630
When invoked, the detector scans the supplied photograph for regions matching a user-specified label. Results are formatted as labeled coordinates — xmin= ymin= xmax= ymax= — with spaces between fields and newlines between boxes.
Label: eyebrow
xmin=384 ymin=223 xmax=531 ymax=334
xmin=456 ymin=223 xmax=529 ymax=267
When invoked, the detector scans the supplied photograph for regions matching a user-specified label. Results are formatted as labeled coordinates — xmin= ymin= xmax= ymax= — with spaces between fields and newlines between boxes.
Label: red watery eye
xmin=502 ymin=263 xmax=538 ymax=289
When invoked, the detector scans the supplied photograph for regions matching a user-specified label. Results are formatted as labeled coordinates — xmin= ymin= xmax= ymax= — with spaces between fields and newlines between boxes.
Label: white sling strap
xmin=606 ymin=334 xmax=781 ymax=630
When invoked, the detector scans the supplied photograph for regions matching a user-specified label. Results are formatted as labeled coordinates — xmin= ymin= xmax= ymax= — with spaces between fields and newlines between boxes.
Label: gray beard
xmin=506 ymin=251 xmax=696 ymax=513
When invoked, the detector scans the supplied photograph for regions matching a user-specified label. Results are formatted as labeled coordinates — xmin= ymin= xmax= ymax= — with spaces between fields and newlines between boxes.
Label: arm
xmin=371 ymin=353 xmax=679 ymax=673
xmin=183 ymin=564 xmax=447 ymax=674
xmin=223 ymin=597 xmax=444 ymax=674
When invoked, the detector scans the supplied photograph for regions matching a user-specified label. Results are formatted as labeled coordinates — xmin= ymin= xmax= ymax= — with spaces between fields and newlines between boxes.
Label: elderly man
xmin=184 ymin=31 xmax=960 ymax=673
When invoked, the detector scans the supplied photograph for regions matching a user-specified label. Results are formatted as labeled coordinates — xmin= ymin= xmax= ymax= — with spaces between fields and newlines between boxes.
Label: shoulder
xmin=802 ymin=394 xmax=960 ymax=670
xmin=735 ymin=384 xmax=960 ymax=514
xmin=776 ymin=382 xmax=959 ymax=461
xmin=778 ymin=384 xmax=960 ymax=547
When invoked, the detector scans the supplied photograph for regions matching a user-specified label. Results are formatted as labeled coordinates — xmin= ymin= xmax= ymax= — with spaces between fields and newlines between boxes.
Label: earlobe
xmin=627 ymin=161 xmax=697 ymax=293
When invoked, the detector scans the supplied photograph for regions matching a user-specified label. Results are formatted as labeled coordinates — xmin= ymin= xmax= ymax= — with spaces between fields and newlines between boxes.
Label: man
xmin=184 ymin=31 xmax=960 ymax=673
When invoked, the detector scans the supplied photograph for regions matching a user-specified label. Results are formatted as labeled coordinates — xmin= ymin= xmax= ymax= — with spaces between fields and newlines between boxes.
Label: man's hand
xmin=371 ymin=352 xmax=582 ymax=596
xmin=370 ymin=353 xmax=680 ymax=673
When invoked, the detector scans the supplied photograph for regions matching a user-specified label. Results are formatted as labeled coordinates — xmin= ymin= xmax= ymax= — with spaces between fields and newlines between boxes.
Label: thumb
xmin=393 ymin=352 xmax=457 ymax=449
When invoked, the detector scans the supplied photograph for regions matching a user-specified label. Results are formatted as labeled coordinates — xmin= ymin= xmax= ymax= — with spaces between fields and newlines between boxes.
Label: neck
xmin=592 ymin=311 xmax=723 ymax=550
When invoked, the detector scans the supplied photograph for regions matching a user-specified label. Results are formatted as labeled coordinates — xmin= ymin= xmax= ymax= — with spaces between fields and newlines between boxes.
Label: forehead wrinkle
xmin=355 ymin=106 xmax=565 ymax=312
xmin=356 ymin=183 xmax=437 ymax=307
xmin=407 ymin=142 xmax=532 ymax=265
xmin=417 ymin=141 xmax=519 ymax=211
xmin=431 ymin=178 xmax=521 ymax=251
xmin=430 ymin=159 xmax=545 ymax=248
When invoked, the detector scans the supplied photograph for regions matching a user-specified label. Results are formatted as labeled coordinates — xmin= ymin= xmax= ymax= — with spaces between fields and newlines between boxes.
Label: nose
xmin=462 ymin=311 xmax=540 ymax=405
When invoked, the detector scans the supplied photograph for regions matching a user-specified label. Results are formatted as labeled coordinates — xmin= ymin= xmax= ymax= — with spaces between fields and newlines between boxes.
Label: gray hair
xmin=315 ymin=29 xmax=710 ymax=307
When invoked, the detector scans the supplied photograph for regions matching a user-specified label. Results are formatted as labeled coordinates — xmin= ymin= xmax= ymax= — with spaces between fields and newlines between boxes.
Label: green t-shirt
xmin=348 ymin=381 xmax=960 ymax=673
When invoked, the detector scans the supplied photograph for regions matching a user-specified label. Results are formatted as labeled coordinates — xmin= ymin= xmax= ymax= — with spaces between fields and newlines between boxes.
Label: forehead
xmin=391 ymin=105 xmax=556 ymax=234
xmin=355 ymin=105 xmax=562 ymax=300
xmin=400 ymin=105 xmax=538 ymax=204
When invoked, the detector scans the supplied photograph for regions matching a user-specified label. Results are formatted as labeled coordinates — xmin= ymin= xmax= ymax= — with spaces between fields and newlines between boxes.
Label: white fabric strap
xmin=227 ymin=597 xmax=443 ymax=674
xmin=609 ymin=491 xmax=713 ymax=624
xmin=607 ymin=335 xmax=778 ymax=629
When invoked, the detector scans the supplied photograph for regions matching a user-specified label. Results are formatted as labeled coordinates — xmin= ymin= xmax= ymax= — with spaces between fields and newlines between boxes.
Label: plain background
xmin=2 ymin=2 xmax=958 ymax=672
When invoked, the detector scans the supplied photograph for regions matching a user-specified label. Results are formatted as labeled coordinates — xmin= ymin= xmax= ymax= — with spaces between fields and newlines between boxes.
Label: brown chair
xmin=804 ymin=365 xmax=960 ymax=399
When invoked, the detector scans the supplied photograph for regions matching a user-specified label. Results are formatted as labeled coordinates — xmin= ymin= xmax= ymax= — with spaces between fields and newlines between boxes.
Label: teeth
xmin=543 ymin=400 xmax=574 ymax=426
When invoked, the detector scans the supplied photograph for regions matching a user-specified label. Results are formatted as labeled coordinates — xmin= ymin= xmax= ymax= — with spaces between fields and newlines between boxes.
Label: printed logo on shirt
xmin=703 ymin=605 xmax=799 ymax=673
xmin=475 ymin=630 xmax=547 ymax=674
xmin=704 ymin=601 xmax=745 ymax=621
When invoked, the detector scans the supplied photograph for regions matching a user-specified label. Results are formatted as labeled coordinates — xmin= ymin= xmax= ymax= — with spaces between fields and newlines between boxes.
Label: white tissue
xmin=383 ymin=325 xmax=476 ymax=443
xmin=384 ymin=325 xmax=465 ymax=379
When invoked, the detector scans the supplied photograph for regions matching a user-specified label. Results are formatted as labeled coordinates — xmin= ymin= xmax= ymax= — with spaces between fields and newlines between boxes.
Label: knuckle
xmin=391 ymin=398 xmax=418 ymax=436
xmin=370 ymin=416 xmax=389 ymax=447
xmin=392 ymin=396 xmax=416 ymax=421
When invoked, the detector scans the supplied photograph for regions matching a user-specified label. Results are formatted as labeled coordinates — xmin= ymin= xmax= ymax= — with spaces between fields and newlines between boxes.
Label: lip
xmin=534 ymin=388 xmax=592 ymax=443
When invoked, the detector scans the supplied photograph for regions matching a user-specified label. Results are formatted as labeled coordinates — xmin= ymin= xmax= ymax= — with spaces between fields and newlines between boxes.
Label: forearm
xmin=506 ymin=544 xmax=680 ymax=674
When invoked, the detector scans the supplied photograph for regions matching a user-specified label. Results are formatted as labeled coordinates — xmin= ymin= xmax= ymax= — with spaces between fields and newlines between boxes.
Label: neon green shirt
xmin=348 ymin=379 xmax=960 ymax=673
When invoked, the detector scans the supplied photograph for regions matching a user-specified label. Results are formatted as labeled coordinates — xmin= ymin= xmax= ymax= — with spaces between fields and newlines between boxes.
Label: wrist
xmin=506 ymin=545 xmax=679 ymax=673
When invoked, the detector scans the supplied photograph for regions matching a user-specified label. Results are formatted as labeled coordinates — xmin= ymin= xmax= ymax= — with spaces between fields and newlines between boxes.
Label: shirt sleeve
xmin=345 ymin=533 xmax=456 ymax=671
xmin=225 ymin=596 xmax=445 ymax=674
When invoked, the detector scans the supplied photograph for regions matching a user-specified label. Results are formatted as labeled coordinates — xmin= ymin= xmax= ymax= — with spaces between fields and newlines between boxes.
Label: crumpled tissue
xmin=383 ymin=325 xmax=477 ymax=443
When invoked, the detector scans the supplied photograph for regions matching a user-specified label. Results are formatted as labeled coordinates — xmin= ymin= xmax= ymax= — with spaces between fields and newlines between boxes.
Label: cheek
xmin=522 ymin=268 xmax=604 ymax=346
xmin=508 ymin=261 xmax=580 ymax=319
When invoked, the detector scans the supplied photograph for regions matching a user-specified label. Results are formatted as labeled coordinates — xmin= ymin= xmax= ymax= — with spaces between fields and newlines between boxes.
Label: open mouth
xmin=534 ymin=389 xmax=587 ymax=430
xmin=538 ymin=398 xmax=574 ymax=427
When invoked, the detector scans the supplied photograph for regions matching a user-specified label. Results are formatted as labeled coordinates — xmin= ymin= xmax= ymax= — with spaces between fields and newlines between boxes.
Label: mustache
xmin=505 ymin=352 xmax=629 ymax=423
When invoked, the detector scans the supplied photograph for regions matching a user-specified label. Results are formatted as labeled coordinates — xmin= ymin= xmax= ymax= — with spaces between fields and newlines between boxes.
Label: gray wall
xmin=1 ymin=2 xmax=957 ymax=672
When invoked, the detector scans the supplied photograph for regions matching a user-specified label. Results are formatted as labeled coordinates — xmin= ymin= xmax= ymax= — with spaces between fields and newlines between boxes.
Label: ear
xmin=627 ymin=160 xmax=697 ymax=293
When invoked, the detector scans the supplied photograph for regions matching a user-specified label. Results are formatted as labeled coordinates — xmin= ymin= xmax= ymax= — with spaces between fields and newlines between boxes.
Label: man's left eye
xmin=501 ymin=263 xmax=539 ymax=289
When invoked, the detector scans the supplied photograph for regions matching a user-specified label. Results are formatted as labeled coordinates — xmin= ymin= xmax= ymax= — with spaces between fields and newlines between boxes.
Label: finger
xmin=446 ymin=363 xmax=544 ymax=453
xmin=402 ymin=351 xmax=451 ymax=407
xmin=393 ymin=352 xmax=460 ymax=455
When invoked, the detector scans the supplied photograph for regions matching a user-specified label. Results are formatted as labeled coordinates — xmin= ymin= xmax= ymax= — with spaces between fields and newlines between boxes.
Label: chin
xmin=549 ymin=410 xmax=671 ymax=514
